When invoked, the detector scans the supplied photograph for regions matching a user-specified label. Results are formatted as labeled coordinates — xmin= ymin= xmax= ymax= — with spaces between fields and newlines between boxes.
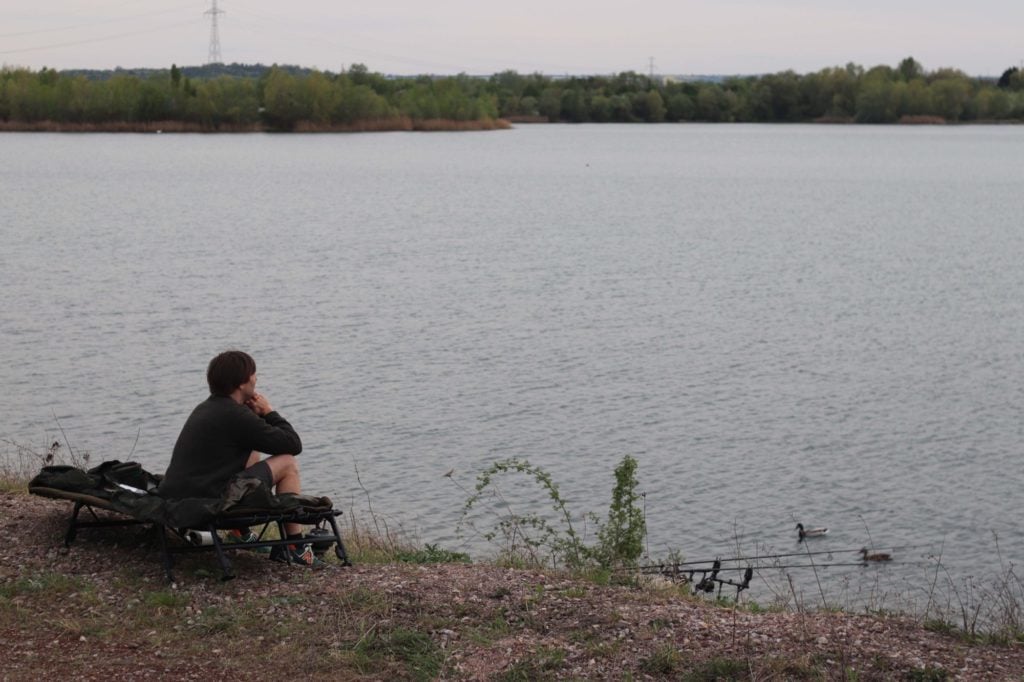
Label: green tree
xmin=856 ymin=73 xmax=898 ymax=122
xmin=261 ymin=67 xmax=307 ymax=129
xmin=608 ymin=94 xmax=633 ymax=121
xmin=975 ymin=87 xmax=1012 ymax=120
xmin=902 ymin=79 xmax=931 ymax=116
xmin=334 ymin=82 xmax=392 ymax=123
xmin=396 ymin=83 xmax=440 ymax=119
xmin=539 ymin=87 xmax=561 ymax=121
xmin=189 ymin=77 xmax=260 ymax=128
xmin=666 ymin=92 xmax=695 ymax=121
xmin=997 ymin=67 xmax=1022 ymax=90
xmin=135 ymin=79 xmax=171 ymax=122
xmin=695 ymin=85 xmax=730 ymax=121
xmin=303 ymin=71 xmax=339 ymax=124
xmin=560 ymin=88 xmax=587 ymax=122
xmin=897 ymin=56 xmax=924 ymax=82
xmin=752 ymin=71 xmax=802 ymax=121
xmin=643 ymin=90 xmax=666 ymax=122
xmin=588 ymin=94 xmax=612 ymax=122
xmin=929 ymin=76 xmax=971 ymax=121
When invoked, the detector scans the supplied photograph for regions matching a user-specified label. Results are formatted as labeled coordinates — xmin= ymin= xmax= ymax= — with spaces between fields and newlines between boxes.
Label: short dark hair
xmin=207 ymin=350 xmax=256 ymax=397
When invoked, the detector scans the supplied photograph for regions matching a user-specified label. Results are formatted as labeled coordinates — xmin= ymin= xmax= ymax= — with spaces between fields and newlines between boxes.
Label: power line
xmin=0 ymin=19 xmax=199 ymax=56
xmin=229 ymin=11 xmax=620 ymax=75
xmin=0 ymin=3 xmax=196 ymax=40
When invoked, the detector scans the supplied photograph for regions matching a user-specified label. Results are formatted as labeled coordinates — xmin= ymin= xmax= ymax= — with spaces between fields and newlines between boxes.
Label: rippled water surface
xmin=3 ymin=125 xmax=1022 ymax=605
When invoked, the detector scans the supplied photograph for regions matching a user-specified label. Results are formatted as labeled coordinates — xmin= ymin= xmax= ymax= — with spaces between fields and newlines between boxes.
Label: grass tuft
xmin=496 ymin=646 xmax=566 ymax=681
xmin=640 ymin=644 xmax=682 ymax=675
xmin=393 ymin=543 xmax=471 ymax=564
xmin=682 ymin=656 xmax=750 ymax=681
xmin=350 ymin=626 xmax=446 ymax=681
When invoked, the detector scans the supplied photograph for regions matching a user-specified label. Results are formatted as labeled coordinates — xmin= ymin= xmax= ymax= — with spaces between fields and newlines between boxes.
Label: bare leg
xmin=264 ymin=454 xmax=302 ymax=536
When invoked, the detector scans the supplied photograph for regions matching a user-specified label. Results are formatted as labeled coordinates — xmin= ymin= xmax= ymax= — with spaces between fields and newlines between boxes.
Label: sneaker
xmin=306 ymin=527 xmax=336 ymax=557
xmin=270 ymin=542 xmax=325 ymax=567
xmin=224 ymin=528 xmax=271 ymax=554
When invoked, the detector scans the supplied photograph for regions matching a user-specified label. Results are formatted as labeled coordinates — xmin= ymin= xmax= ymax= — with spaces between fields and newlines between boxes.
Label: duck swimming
xmin=796 ymin=523 xmax=829 ymax=540
xmin=859 ymin=548 xmax=892 ymax=562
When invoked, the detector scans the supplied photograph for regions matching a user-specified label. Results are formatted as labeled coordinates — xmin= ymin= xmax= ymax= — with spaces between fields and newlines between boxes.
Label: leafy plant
xmin=593 ymin=455 xmax=646 ymax=568
xmin=456 ymin=455 xmax=646 ymax=571
xmin=458 ymin=458 xmax=588 ymax=568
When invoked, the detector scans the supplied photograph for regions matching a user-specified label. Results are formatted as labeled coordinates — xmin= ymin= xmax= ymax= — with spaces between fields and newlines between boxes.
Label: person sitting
xmin=158 ymin=349 xmax=321 ymax=566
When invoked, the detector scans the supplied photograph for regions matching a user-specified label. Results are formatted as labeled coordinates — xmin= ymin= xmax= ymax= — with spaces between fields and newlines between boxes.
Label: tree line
xmin=0 ymin=64 xmax=501 ymax=131
xmin=497 ymin=58 xmax=1024 ymax=124
xmin=2 ymin=57 xmax=1023 ymax=131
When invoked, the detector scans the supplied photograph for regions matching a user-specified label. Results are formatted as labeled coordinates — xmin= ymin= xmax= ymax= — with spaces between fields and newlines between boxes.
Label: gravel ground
xmin=2 ymin=490 xmax=1022 ymax=680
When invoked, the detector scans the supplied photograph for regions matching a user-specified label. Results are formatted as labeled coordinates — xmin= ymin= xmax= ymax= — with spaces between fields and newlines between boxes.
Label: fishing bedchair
xmin=29 ymin=461 xmax=350 ymax=582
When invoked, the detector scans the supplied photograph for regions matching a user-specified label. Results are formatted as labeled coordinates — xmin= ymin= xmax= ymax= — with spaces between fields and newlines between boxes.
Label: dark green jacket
xmin=158 ymin=395 xmax=301 ymax=500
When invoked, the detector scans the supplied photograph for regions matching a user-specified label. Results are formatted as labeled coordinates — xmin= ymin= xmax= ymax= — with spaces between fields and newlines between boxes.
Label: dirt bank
xmin=1 ymin=491 xmax=1021 ymax=680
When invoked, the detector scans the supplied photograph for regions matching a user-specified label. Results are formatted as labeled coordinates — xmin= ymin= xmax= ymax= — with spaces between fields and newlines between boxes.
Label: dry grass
xmin=504 ymin=115 xmax=549 ymax=124
xmin=292 ymin=116 xmax=416 ymax=132
xmin=0 ymin=119 xmax=264 ymax=133
xmin=412 ymin=118 xmax=511 ymax=131
xmin=899 ymin=114 xmax=948 ymax=125
xmin=292 ymin=117 xmax=512 ymax=132
xmin=812 ymin=115 xmax=855 ymax=124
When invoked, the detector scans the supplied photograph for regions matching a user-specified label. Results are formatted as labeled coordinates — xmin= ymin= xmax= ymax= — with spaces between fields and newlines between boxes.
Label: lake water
xmin=2 ymin=125 xmax=1022 ymax=610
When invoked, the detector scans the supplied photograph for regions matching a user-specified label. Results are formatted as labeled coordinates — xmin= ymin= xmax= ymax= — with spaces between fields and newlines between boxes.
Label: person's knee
xmin=268 ymin=454 xmax=299 ymax=482
xmin=279 ymin=454 xmax=298 ymax=475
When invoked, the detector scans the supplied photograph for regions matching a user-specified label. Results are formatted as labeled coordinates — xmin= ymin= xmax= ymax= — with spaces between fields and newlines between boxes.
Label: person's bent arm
xmin=235 ymin=398 xmax=302 ymax=455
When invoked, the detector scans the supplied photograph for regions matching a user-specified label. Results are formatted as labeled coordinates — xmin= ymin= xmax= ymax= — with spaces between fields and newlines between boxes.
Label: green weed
xmin=0 ymin=571 xmax=88 ymax=599
xmin=640 ymin=644 xmax=681 ymax=675
xmin=144 ymin=590 xmax=190 ymax=609
xmin=682 ymin=657 xmax=750 ymax=681
xmin=351 ymin=626 xmax=445 ymax=681
xmin=394 ymin=543 xmax=470 ymax=564
xmin=496 ymin=646 xmax=566 ymax=681
xmin=905 ymin=666 xmax=949 ymax=681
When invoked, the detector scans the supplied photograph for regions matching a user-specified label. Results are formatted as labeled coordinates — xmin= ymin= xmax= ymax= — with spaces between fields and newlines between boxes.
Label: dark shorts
xmin=241 ymin=459 xmax=274 ymax=489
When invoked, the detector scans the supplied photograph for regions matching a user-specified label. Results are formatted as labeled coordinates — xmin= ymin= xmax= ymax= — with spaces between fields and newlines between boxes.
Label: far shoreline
xmin=3 ymin=116 xmax=1021 ymax=133
xmin=0 ymin=117 xmax=512 ymax=133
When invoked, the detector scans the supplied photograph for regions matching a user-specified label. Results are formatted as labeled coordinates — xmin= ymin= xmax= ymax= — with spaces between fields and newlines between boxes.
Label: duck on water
xmin=796 ymin=523 xmax=829 ymax=541
xmin=859 ymin=548 xmax=893 ymax=562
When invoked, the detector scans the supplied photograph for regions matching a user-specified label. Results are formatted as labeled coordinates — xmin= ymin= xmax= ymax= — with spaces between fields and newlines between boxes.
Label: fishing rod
xmin=635 ymin=551 xmax=932 ymax=599
xmin=633 ymin=543 xmax=937 ymax=570
xmin=640 ymin=561 xmax=904 ymax=573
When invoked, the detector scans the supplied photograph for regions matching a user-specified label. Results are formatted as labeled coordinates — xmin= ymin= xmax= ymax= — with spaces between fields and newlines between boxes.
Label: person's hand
xmin=245 ymin=392 xmax=274 ymax=416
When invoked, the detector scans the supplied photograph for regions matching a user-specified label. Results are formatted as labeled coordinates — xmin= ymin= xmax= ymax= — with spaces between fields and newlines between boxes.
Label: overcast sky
xmin=2 ymin=0 xmax=1022 ymax=76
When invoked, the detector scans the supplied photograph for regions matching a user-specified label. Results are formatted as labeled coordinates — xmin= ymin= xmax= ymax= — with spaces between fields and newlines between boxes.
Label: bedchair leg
xmin=275 ymin=521 xmax=291 ymax=563
xmin=64 ymin=502 xmax=83 ymax=546
xmin=157 ymin=525 xmax=176 ymax=584
xmin=207 ymin=527 xmax=236 ymax=581
xmin=325 ymin=514 xmax=351 ymax=566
